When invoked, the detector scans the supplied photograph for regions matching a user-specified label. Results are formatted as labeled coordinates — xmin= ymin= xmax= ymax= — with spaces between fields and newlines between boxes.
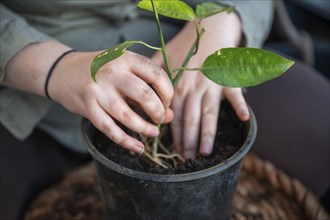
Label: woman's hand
xmin=152 ymin=12 xmax=250 ymax=159
xmin=3 ymin=41 xmax=174 ymax=154
xmin=50 ymin=50 xmax=174 ymax=154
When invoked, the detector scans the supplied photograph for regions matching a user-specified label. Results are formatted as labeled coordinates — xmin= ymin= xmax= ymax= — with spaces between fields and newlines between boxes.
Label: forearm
xmin=198 ymin=10 xmax=242 ymax=51
xmin=1 ymin=41 xmax=72 ymax=97
xmin=218 ymin=0 xmax=274 ymax=48
xmin=179 ymin=11 xmax=242 ymax=67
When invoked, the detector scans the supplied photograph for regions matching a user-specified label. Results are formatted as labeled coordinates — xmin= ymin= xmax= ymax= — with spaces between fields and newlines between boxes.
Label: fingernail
xmin=133 ymin=142 xmax=144 ymax=154
xmin=183 ymin=148 xmax=196 ymax=160
xmin=200 ymin=141 xmax=212 ymax=156
xmin=240 ymin=109 xmax=250 ymax=121
xmin=138 ymin=147 xmax=144 ymax=155
xmin=184 ymin=152 xmax=195 ymax=160
xmin=241 ymin=108 xmax=248 ymax=115
xmin=150 ymin=127 xmax=159 ymax=136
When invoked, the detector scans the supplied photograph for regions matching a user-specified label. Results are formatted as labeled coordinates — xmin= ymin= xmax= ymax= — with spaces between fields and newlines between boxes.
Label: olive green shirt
xmin=0 ymin=0 xmax=273 ymax=152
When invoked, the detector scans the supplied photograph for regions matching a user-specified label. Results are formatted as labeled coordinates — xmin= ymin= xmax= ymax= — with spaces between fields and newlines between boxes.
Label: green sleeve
xmin=218 ymin=0 xmax=274 ymax=48
xmin=0 ymin=3 xmax=53 ymax=81
xmin=0 ymin=4 xmax=52 ymax=140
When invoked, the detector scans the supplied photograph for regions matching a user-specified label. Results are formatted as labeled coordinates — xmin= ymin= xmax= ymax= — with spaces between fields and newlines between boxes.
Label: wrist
xmin=200 ymin=11 xmax=242 ymax=48
xmin=47 ymin=51 xmax=99 ymax=109
xmin=44 ymin=49 xmax=77 ymax=100
xmin=2 ymin=41 xmax=72 ymax=96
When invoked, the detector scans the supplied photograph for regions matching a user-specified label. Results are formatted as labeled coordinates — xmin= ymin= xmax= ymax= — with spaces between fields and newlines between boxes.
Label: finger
xmin=183 ymin=92 xmax=203 ymax=160
xmin=224 ymin=88 xmax=250 ymax=121
xmin=126 ymin=98 xmax=173 ymax=124
xmin=117 ymin=73 xmax=166 ymax=124
xmin=151 ymin=51 xmax=163 ymax=66
xmin=199 ymin=88 xmax=221 ymax=156
xmin=164 ymin=108 xmax=174 ymax=124
xmin=88 ymin=103 xmax=144 ymax=154
xmin=170 ymin=95 xmax=185 ymax=155
xmin=102 ymin=93 xmax=160 ymax=137
xmin=129 ymin=52 xmax=174 ymax=108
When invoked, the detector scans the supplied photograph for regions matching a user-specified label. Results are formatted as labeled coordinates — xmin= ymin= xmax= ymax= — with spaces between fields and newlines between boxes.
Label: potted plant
xmin=82 ymin=1 xmax=294 ymax=219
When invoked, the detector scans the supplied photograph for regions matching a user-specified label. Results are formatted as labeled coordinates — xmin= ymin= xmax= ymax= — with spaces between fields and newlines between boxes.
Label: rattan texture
xmin=24 ymin=154 xmax=329 ymax=220
xmin=232 ymin=154 xmax=329 ymax=220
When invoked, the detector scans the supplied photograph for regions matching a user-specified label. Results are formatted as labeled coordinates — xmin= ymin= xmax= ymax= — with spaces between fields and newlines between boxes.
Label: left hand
xmin=152 ymin=12 xmax=250 ymax=159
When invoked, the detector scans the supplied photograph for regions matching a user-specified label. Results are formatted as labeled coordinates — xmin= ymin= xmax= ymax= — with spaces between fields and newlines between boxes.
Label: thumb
xmin=163 ymin=108 xmax=174 ymax=124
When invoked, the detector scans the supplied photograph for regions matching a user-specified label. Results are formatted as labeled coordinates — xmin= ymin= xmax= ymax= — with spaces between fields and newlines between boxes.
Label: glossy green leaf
xmin=137 ymin=0 xmax=195 ymax=21
xmin=199 ymin=48 xmax=294 ymax=87
xmin=91 ymin=41 xmax=148 ymax=81
xmin=196 ymin=2 xmax=234 ymax=19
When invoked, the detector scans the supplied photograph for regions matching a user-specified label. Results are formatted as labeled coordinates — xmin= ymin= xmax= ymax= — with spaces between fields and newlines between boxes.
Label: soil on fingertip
xmin=92 ymin=100 xmax=247 ymax=174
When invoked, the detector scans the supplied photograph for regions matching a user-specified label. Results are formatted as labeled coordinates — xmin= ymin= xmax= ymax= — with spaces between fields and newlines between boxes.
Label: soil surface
xmin=93 ymin=101 xmax=247 ymax=174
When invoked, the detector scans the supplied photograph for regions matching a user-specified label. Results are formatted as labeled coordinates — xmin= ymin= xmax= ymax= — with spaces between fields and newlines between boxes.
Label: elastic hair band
xmin=44 ymin=49 xmax=76 ymax=100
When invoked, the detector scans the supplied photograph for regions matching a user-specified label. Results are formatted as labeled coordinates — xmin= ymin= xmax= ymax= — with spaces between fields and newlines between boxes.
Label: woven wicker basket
xmin=24 ymin=154 xmax=329 ymax=220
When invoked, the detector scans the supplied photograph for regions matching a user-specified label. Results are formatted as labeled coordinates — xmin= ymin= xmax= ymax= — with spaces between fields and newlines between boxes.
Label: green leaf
xmin=199 ymin=48 xmax=294 ymax=87
xmin=196 ymin=3 xmax=234 ymax=19
xmin=91 ymin=41 xmax=157 ymax=81
xmin=137 ymin=0 xmax=195 ymax=21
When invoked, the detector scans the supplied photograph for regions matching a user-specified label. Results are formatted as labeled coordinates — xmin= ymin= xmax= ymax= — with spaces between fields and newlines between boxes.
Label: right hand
xmin=152 ymin=12 xmax=248 ymax=159
xmin=49 ymin=50 xmax=174 ymax=154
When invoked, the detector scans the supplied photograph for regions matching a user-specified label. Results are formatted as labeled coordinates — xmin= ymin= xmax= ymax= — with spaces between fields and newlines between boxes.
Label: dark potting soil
xmin=92 ymin=101 xmax=247 ymax=174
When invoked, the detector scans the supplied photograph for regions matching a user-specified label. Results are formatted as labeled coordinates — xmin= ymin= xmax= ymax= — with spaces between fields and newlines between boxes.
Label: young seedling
xmin=91 ymin=0 xmax=294 ymax=168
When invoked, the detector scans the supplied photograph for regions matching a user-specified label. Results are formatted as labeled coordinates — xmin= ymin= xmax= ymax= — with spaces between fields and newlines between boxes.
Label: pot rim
xmin=81 ymin=108 xmax=257 ymax=182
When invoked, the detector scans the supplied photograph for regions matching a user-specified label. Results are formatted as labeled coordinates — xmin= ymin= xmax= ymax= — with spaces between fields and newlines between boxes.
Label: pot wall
xmin=82 ymin=106 xmax=257 ymax=220
xmin=95 ymin=158 xmax=241 ymax=220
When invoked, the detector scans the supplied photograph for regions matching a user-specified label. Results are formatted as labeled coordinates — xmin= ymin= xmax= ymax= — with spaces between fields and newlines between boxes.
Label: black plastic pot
xmin=82 ymin=108 xmax=257 ymax=220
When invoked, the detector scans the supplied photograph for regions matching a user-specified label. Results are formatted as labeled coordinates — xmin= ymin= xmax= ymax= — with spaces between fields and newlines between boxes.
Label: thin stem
xmin=152 ymin=124 xmax=161 ymax=157
xmin=151 ymin=0 xmax=173 ymax=81
xmin=193 ymin=21 xmax=200 ymax=55
xmin=139 ymin=42 xmax=162 ymax=51
xmin=173 ymin=67 xmax=200 ymax=72
xmin=173 ymin=28 xmax=206 ymax=87
xmin=150 ymin=0 xmax=172 ymax=158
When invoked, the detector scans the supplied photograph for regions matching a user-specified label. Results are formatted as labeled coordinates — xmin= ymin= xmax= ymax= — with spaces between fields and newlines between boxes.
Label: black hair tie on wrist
xmin=44 ymin=49 xmax=76 ymax=100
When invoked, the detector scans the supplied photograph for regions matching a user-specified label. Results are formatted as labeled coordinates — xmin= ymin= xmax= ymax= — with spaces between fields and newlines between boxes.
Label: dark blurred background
xmin=265 ymin=0 xmax=330 ymax=79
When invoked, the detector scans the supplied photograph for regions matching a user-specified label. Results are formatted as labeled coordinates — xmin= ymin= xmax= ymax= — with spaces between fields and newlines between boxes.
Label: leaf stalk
xmin=173 ymin=28 xmax=206 ymax=87
xmin=151 ymin=0 xmax=173 ymax=81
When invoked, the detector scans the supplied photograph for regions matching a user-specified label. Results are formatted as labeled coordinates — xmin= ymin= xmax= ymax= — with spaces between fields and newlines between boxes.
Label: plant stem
xmin=150 ymin=0 xmax=174 ymax=158
xmin=172 ymin=67 xmax=200 ymax=72
xmin=193 ymin=21 xmax=200 ymax=55
xmin=148 ymin=1 xmax=206 ymax=166
xmin=173 ymin=28 xmax=206 ymax=87
xmin=152 ymin=124 xmax=161 ymax=158
xmin=151 ymin=0 xmax=173 ymax=81
xmin=139 ymin=42 xmax=162 ymax=51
